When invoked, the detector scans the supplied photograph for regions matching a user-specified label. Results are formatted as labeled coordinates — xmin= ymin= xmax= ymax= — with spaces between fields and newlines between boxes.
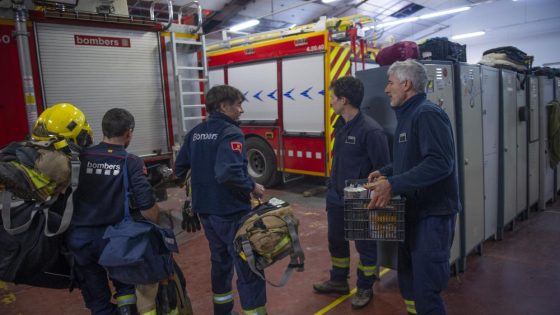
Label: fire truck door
xmin=228 ymin=61 xmax=278 ymax=123
xmin=208 ymin=68 xmax=224 ymax=87
xmin=34 ymin=23 xmax=169 ymax=157
xmin=282 ymin=54 xmax=325 ymax=134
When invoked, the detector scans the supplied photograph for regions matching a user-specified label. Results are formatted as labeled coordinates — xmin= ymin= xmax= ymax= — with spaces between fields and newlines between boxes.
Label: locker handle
xmin=464 ymin=159 xmax=469 ymax=165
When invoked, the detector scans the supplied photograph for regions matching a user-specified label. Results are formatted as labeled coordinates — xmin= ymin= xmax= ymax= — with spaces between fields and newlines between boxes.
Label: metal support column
xmin=12 ymin=0 xmax=38 ymax=135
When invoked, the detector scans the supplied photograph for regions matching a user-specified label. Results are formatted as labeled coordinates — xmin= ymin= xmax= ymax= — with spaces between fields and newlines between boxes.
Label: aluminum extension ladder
xmin=170 ymin=31 xmax=208 ymax=134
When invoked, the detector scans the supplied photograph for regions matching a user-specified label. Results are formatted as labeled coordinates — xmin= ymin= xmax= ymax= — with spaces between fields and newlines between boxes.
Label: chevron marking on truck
xmin=327 ymin=45 xmax=351 ymax=169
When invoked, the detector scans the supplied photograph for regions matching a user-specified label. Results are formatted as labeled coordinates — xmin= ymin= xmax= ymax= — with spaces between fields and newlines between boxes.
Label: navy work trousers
xmin=66 ymin=226 xmax=135 ymax=315
xmin=398 ymin=214 xmax=456 ymax=315
xmin=200 ymin=213 xmax=267 ymax=315
xmin=327 ymin=204 xmax=378 ymax=289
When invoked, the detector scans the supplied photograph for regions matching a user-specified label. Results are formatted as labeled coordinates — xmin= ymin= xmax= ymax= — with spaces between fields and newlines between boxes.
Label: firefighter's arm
xmin=129 ymin=157 xmax=159 ymax=223
xmin=174 ymin=134 xmax=192 ymax=183
xmin=214 ymin=133 xmax=254 ymax=193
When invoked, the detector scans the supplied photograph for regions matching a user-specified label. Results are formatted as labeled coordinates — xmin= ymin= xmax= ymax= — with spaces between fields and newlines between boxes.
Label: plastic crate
xmin=344 ymin=179 xmax=405 ymax=241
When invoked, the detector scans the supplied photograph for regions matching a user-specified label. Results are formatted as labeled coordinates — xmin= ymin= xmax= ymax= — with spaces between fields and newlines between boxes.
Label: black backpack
xmin=0 ymin=187 xmax=75 ymax=289
xmin=419 ymin=37 xmax=466 ymax=62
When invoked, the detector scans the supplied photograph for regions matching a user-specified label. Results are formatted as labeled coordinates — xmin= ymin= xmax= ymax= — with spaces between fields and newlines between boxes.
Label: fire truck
xmin=206 ymin=15 xmax=376 ymax=186
xmin=0 ymin=0 xmax=208 ymax=192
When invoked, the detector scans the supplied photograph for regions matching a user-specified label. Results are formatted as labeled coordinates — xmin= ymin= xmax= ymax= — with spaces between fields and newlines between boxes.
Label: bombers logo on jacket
xmin=86 ymin=161 xmax=121 ymax=176
xmin=193 ymin=133 xmax=218 ymax=141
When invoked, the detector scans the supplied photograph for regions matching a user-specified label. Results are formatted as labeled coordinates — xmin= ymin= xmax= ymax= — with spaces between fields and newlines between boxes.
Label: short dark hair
xmin=330 ymin=76 xmax=364 ymax=108
xmin=205 ymin=85 xmax=246 ymax=113
xmin=102 ymin=108 xmax=135 ymax=138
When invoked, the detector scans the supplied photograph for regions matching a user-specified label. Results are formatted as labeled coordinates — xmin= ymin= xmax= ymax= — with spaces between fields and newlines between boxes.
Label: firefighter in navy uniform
xmin=313 ymin=76 xmax=390 ymax=309
xmin=67 ymin=108 xmax=160 ymax=315
xmin=368 ymin=59 xmax=461 ymax=315
xmin=175 ymin=85 xmax=267 ymax=315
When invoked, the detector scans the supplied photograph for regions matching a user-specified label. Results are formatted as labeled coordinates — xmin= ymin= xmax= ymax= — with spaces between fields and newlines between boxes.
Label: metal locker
xmin=455 ymin=63 xmax=484 ymax=257
xmin=529 ymin=141 xmax=540 ymax=206
xmin=424 ymin=62 xmax=457 ymax=139
xmin=481 ymin=66 xmax=499 ymax=240
xmin=527 ymin=76 xmax=540 ymax=207
xmin=555 ymin=77 xmax=560 ymax=194
xmin=556 ymin=77 xmax=560 ymax=100
xmin=528 ymin=76 xmax=540 ymax=142
xmin=499 ymin=69 xmax=518 ymax=233
xmin=538 ymin=76 xmax=555 ymax=209
xmin=516 ymin=73 xmax=528 ymax=215
xmin=422 ymin=61 xmax=461 ymax=265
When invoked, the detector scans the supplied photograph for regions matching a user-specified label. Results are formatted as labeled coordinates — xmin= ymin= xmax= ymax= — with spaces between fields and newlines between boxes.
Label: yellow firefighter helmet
xmin=32 ymin=103 xmax=93 ymax=148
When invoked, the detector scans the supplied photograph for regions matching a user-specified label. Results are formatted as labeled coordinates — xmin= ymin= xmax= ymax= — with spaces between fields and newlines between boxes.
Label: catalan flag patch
xmin=230 ymin=141 xmax=242 ymax=153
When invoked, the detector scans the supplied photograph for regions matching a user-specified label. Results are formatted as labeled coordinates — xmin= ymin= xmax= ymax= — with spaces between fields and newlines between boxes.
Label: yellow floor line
xmin=313 ymin=268 xmax=392 ymax=315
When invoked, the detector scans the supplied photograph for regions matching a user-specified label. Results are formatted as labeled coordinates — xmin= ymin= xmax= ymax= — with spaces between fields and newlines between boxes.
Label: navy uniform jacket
xmin=379 ymin=93 xmax=461 ymax=217
xmin=72 ymin=142 xmax=156 ymax=227
xmin=175 ymin=112 xmax=255 ymax=216
xmin=327 ymin=111 xmax=390 ymax=208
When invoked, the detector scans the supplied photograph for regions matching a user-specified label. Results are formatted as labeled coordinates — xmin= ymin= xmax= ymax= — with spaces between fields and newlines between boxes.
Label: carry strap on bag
xmin=98 ymin=154 xmax=178 ymax=285
xmin=0 ymin=187 xmax=75 ymax=289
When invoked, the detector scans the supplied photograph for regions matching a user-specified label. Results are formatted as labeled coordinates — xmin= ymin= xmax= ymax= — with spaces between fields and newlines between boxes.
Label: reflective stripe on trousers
xmin=116 ymin=294 xmax=137 ymax=307
xmin=357 ymin=261 xmax=377 ymax=277
xmin=331 ymin=256 xmax=350 ymax=268
xmin=214 ymin=291 xmax=234 ymax=305
xmin=404 ymin=299 xmax=417 ymax=314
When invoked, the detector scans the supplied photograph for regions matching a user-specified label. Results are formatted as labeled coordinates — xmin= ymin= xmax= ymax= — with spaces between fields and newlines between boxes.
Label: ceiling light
xmin=366 ymin=5 xmax=471 ymax=30
xmin=229 ymin=19 xmax=260 ymax=32
xmin=377 ymin=17 xmax=419 ymax=28
xmin=420 ymin=6 xmax=470 ymax=19
xmin=451 ymin=31 xmax=486 ymax=40
xmin=322 ymin=0 xmax=338 ymax=3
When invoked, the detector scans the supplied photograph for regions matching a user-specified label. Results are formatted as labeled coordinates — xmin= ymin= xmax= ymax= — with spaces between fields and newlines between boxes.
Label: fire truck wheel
xmin=246 ymin=137 xmax=280 ymax=187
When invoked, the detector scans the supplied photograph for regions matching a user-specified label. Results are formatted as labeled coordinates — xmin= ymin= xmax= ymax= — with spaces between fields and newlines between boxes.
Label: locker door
xmin=481 ymin=66 xmax=499 ymax=240
xmin=456 ymin=64 xmax=484 ymax=256
xmin=500 ymin=69 xmax=518 ymax=226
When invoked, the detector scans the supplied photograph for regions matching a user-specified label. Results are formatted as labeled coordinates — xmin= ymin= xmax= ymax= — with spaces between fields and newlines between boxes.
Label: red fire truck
xmin=206 ymin=16 xmax=375 ymax=186
xmin=0 ymin=0 xmax=207 ymax=187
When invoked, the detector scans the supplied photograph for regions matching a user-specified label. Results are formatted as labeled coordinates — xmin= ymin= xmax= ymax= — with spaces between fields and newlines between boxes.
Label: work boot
xmin=313 ymin=280 xmax=350 ymax=295
xmin=351 ymin=288 xmax=373 ymax=309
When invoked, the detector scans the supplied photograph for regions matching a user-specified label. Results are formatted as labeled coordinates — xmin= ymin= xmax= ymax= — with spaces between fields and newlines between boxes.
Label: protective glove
xmin=181 ymin=199 xmax=201 ymax=232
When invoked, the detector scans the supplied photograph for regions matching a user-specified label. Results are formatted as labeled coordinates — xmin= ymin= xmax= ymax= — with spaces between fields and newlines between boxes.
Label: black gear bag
xmin=0 ymin=187 xmax=75 ymax=289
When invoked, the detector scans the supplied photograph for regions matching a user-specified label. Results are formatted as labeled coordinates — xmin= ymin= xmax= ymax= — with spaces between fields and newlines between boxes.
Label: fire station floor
xmin=1 ymin=177 xmax=560 ymax=315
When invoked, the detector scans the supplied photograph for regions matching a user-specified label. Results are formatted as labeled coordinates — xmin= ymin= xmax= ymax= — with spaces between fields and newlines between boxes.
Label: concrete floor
xmin=1 ymin=177 xmax=560 ymax=315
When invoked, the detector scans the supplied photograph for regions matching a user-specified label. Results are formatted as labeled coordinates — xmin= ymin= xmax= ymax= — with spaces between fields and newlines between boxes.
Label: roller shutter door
xmin=35 ymin=23 xmax=168 ymax=157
